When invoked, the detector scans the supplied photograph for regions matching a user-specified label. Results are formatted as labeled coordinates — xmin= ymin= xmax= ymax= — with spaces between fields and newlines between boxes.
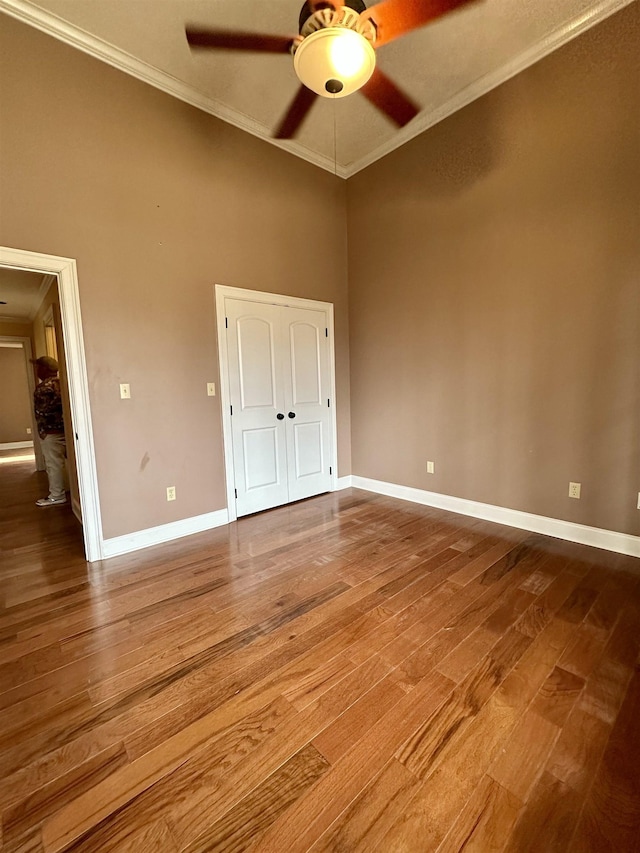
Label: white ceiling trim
xmin=348 ymin=0 xmax=636 ymax=176
xmin=0 ymin=315 xmax=31 ymax=324
xmin=29 ymin=273 xmax=55 ymax=321
xmin=0 ymin=0 xmax=633 ymax=179
xmin=0 ymin=0 xmax=343 ymax=176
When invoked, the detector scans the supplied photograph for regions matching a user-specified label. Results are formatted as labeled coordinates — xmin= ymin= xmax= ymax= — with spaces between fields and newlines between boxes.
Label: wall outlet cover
xmin=569 ymin=482 xmax=581 ymax=499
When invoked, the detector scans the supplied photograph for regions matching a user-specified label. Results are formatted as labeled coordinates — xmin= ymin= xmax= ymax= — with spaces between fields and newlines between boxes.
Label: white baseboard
xmin=350 ymin=476 xmax=640 ymax=560
xmin=101 ymin=509 xmax=230 ymax=559
xmin=335 ymin=476 xmax=353 ymax=491
xmin=98 ymin=480 xmax=639 ymax=562
xmin=0 ymin=440 xmax=34 ymax=450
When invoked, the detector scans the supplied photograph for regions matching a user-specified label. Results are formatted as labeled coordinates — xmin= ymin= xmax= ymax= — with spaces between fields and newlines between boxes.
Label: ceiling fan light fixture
xmin=293 ymin=27 xmax=375 ymax=98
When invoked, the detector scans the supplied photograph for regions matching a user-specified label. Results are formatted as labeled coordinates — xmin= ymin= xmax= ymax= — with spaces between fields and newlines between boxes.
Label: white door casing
xmin=0 ymin=246 xmax=103 ymax=562
xmin=216 ymin=285 xmax=338 ymax=521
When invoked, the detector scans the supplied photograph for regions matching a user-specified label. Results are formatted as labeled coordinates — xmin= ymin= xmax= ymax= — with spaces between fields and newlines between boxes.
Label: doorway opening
xmin=0 ymin=247 xmax=103 ymax=561
xmin=0 ymin=334 xmax=41 ymax=465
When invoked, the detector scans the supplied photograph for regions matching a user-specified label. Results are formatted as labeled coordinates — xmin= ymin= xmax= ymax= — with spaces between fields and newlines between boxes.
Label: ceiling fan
xmin=186 ymin=0 xmax=475 ymax=139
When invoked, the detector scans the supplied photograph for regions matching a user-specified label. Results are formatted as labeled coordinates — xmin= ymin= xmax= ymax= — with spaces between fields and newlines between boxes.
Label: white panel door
xmin=226 ymin=299 xmax=289 ymax=516
xmin=282 ymin=307 xmax=332 ymax=502
xmin=224 ymin=297 xmax=333 ymax=517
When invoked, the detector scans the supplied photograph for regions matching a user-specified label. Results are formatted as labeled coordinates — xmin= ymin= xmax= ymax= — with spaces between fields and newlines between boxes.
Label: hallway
xmin=0 ymin=447 xmax=84 ymax=579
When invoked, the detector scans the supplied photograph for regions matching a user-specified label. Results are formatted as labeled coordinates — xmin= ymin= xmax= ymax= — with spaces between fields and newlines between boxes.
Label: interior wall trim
xmin=104 ymin=477 xmax=350 ymax=559
xmin=0 ymin=0 xmax=342 ymax=177
xmin=70 ymin=476 xmax=640 ymax=561
xmin=0 ymin=440 xmax=34 ymax=450
xmin=347 ymin=0 xmax=636 ymax=176
xmin=349 ymin=476 xmax=640 ymax=559
xmin=0 ymin=0 xmax=633 ymax=178
xmin=102 ymin=508 xmax=230 ymax=559
xmin=335 ymin=476 xmax=353 ymax=490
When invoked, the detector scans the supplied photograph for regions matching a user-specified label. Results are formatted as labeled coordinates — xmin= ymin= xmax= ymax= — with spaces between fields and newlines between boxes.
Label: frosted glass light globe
xmin=294 ymin=28 xmax=376 ymax=98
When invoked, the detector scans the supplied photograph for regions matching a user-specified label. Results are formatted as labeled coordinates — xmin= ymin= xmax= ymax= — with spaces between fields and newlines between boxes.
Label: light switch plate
xmin=207 ymin=383 xmax=216 ymax=397
xmin=120 ymin=383 xmax=131 ymax=399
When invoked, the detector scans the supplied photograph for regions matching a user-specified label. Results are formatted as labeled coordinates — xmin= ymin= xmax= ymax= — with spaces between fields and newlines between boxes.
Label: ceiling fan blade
xmin=362 ymin=0 xmax=475 ymax=48
xmin=186 ymin=27 xmax=293 ymax=53
xmin=360 ymin=68 xmax=419 ymax=127
xmin=274 ymin=86 xmax=318 ymax=139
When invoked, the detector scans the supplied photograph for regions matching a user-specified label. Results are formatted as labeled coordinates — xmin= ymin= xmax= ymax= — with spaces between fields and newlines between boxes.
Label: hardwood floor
xmin=1 ymin=452 xmax=639 ymax=852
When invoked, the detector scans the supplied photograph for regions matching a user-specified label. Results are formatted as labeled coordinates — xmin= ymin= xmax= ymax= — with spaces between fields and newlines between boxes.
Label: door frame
xmin=0 ymin=246 xmax=103 ymax=562
xmin=215 ymin=284 xmax=338 ymax=523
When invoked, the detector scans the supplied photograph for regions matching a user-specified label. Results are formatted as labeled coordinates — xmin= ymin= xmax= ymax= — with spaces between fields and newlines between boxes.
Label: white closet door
xmin=225 ymin=297 xmax=333 ymax=517
xmin=281 ymin=306 xmax=332 ymax=502
xmin=225 ymin=298 xmax=289 ymax=516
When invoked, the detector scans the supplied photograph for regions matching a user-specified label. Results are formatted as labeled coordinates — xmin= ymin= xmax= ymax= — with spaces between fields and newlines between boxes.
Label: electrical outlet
xmin=207 ymin=382 xmax=216 ymax=397
xmin=426 ymin=461 xmax=435 ymax=474
xmin=120 ymin=383 xmax=131 ymax=399
xmin=568 ymin=482 xmax=581 ymax=499
xmin=166 ymin=486 xmax=176 ymax=502
xmin=637 ymin=492 xmax=640 ymax=510
xmin=26 ymin=427 xmax=32 ymax=434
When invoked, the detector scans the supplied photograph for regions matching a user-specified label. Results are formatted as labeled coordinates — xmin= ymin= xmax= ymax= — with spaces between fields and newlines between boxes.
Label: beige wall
xmin=0 ymin=322 xmax=33 ymax=339
xmin=0 ymin=16 xmax=350 ymax=539
xmin=0 ymin=346 xmax=33 ymax=443
xmin=347 ymin=4 xmax=640 ymax=536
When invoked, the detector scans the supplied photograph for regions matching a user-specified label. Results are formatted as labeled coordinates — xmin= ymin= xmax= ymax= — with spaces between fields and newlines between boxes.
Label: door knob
xmin=276 ymin=413 xmax=285 ymax=420
xmin=288 ymin=412 xmax=296 ymax=419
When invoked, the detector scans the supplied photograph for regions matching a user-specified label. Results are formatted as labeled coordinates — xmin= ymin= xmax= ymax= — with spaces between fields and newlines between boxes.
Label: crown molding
xmin=0 ymin=0 xmax=347 ymax=177
xmin=0 ymin=0 xmax=633 ymax=180
xmin=28 ymin=273 xmax=55 ymax=320
xmin=0 ymin=314 xmax=31 ymax=324
xmin=344 ymin=0 xmax=636 ymax=176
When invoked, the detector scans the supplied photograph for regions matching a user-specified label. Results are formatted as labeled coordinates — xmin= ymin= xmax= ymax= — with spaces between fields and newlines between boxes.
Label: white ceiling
xmin=0 ymin=0 xmax=632 ymax=176
xmin=0 ymin=268 xmax=51 ymax=323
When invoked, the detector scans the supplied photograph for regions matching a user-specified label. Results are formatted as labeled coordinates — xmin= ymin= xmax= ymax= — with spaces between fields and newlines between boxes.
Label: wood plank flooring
xmin=1 ymin=451 xmax=640 ymax=851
